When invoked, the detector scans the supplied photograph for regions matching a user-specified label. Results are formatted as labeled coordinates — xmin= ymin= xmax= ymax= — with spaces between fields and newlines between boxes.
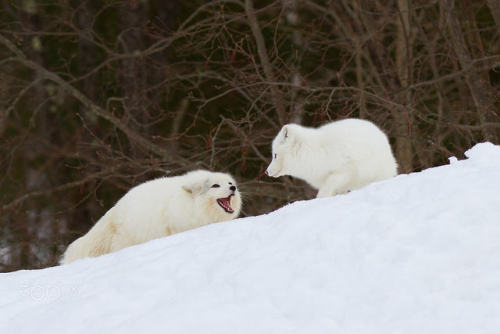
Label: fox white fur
xmin=266 ymin=118 xmax=398 ymax=197
xmin=61 ymin=170 xmax=241 ymax=264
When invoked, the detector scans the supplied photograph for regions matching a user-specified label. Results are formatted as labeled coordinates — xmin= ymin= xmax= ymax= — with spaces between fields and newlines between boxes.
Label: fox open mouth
xmin=217 ymin=195 xmax=234 ymax=214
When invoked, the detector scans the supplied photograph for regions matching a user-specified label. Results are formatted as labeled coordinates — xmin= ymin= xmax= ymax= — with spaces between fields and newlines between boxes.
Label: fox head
xmin=265 ymin=124 xmax=303 ymax=178
xmin=182 ymin=170 xmax=242 ymax=222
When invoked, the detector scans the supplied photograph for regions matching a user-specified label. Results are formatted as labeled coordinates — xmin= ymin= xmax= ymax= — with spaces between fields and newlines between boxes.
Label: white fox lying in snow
xmin=61 ymin=170 xmax=241 ymax=264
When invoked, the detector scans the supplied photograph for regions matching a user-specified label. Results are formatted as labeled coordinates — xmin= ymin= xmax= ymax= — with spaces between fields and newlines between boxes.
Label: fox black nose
xmin=230 ymin=185 xmax=236 ymax=192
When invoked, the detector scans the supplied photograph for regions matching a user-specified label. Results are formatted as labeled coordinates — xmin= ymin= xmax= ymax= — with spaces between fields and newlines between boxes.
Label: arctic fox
xmin=266 ymin=118 xmax=398 ymax=197
xmin=61 ymin=170 xmax=241 ymax=264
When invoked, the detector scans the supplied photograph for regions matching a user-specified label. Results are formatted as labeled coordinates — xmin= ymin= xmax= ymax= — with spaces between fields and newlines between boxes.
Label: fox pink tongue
xmin=217 ymin=196 xmax=234 ymax=213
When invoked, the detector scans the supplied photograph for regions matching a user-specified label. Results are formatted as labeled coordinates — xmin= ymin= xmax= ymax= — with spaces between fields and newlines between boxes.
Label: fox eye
xmin=211 ymin=184 xmax=220 ymax=188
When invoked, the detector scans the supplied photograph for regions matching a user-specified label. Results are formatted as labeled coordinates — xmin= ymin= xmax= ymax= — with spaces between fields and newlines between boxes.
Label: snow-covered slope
xmin=1 ymin=143 xmax=500 ymax=334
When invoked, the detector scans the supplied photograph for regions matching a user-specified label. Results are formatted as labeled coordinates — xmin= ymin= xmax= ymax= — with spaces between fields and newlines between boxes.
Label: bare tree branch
xmin=0 ymin=33 xmax=185 ymax=164
xmin=244 ymin=0 xmax=286 ymax=124
xmin=441 ymin=0 xmax=499 ymax=142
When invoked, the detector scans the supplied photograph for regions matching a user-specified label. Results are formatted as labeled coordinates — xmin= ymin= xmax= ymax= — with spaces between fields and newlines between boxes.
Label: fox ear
xmin=182 ymin=182 xmax=204 ymax=196
xmin=280 ymin=124 xmax=297 ymax=144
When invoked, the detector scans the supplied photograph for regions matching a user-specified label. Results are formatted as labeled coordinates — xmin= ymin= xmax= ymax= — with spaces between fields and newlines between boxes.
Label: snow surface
xmin=1 ymin=142 xmax=500 ymax=334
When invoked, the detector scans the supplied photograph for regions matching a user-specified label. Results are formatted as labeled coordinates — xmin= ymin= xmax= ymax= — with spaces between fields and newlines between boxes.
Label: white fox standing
xmin=266 ymin=118 xmax=398 ymax=197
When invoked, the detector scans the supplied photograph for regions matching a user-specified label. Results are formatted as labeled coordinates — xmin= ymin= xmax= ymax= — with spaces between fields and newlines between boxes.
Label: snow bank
xmin=1 ymin=142 xmax=500 ymax=334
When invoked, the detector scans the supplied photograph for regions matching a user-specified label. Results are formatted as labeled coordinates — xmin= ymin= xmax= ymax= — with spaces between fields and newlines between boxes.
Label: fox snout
xmin=265 ymin=165 xmax=279 ymax=178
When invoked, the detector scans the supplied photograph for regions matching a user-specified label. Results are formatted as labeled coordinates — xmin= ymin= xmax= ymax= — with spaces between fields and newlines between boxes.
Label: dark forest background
xmin=0 ymin=0 xmax=498 ymax=272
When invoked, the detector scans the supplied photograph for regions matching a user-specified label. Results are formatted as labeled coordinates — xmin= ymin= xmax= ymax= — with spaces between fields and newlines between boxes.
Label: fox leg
xmin=316 ymin=170 xmax=352 ymax=198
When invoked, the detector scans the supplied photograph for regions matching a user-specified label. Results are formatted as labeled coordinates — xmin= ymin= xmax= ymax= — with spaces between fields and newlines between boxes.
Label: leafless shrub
xmin=0 ymin=0 xmax=498 ymax=271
